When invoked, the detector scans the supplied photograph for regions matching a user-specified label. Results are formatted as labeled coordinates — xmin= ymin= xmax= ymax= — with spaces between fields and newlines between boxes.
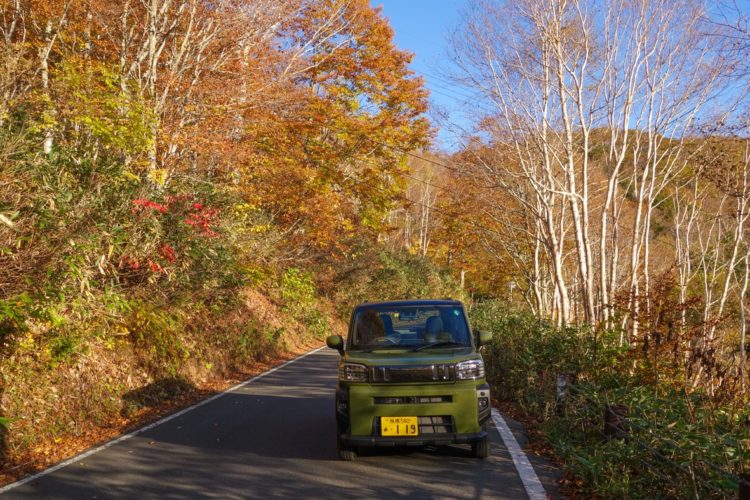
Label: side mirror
xmin=476 ymin=330 xmax=493 ymax=347
xmin=326 ymin=334 xmax=344 ymax=355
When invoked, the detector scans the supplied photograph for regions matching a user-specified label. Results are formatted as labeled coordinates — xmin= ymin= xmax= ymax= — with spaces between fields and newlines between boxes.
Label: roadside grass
xmin=0 ymin=283 xmax=338 ymax=485
xmin=473 ymin=300 xmax=750 ymax=499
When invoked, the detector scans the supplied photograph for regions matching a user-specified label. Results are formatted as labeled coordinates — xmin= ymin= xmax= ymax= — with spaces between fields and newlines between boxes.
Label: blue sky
xmin=371 ymin=0 xmax=474 ymax=151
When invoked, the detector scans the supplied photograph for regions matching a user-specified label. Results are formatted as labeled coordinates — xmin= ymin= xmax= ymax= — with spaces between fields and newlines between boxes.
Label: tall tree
xmin=242 ymin=0 xmax=429 ymax=255
xmin=451 ymin=0 xmax=735 ymax=329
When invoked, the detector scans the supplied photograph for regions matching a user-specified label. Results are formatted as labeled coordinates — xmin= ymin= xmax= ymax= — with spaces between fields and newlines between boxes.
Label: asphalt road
xmin=1 ymin=349 xmax=554 ymax=499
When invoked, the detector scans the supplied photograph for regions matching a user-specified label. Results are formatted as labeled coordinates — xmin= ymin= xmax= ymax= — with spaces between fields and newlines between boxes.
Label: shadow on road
xmin=120 ymin=377 xmax=198 ymax=418
xmin=4 ymin=350 xmax=531 ymax=499
xmin=10 ymin=390 xmax=526 ymax=498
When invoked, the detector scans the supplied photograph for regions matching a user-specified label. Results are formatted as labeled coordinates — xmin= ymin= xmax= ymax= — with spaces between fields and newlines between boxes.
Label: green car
xmin=326 ymin=299 xmax=493 ymax=461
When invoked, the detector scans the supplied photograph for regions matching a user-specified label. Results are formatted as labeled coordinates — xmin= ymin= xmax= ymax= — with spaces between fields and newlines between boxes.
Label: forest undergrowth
xmin=473 ymin=300 xmax=750 ymax=499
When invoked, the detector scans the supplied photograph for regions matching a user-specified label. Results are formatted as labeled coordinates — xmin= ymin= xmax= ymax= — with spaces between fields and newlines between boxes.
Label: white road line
xmin=0 ymin=346 xmax=327 ymax=495
xmin=491 ymin=408 xmax=548 ymax=500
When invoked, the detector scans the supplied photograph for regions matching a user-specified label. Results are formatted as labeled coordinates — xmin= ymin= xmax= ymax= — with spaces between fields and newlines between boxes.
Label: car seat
xmin=423 ymin=316 xmax=452 ymax=342
xmin=379 ymin=314 xmax=394 ymax=337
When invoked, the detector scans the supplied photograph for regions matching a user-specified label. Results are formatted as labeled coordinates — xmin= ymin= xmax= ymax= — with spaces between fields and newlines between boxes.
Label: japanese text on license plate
xmin=381 ymin=416 xmax=418 ymax=436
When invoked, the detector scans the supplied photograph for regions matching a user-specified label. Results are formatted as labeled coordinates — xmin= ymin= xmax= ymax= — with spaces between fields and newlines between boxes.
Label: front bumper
xmin=336 ymin=381 xmax=491 ymax=447
xmin=343 ymin=431 xmax=487 ymax=447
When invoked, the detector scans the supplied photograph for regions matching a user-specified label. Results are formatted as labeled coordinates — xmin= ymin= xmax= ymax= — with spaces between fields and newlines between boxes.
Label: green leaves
xmin=476 ymin=301 xmax=750 ymax=498
xmin=53 ymin=58 xmax=154 ymax=157
xmin=280 ymin=268 xmax=317 ymax=310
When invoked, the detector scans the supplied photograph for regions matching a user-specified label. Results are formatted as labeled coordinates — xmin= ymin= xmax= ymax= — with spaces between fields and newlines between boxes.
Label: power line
xmin=422 ymin=77 xmax=488 ymax=103
xmin=407 ymin=67 xmax=498 ymax=114
xmin=386 ymin=143 xmax=465 ymax=174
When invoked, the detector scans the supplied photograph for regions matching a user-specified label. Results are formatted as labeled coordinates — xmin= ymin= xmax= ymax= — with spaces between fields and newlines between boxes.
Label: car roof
xmin=354 ymin=299 xmax=463 ymax=309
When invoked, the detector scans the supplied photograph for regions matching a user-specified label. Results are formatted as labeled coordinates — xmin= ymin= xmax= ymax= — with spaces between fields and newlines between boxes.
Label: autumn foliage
xmin=0 ymin=0 xmax=431 ymax=478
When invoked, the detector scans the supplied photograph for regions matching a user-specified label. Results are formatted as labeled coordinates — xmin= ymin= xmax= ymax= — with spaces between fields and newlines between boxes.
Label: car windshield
xmin=349 ymin=304 xmax=471 ymax=351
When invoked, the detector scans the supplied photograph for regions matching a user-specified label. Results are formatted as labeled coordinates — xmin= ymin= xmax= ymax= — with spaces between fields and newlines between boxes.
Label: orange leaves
xmin=222 ymin=0 xmax=430 ymax=258
xmin=3 ymin=0 xmax=431 ymax=276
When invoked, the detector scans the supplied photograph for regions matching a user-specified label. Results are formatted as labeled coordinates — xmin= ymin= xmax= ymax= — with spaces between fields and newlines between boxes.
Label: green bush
xmin=279 ymin=268 xmax=331 ymax=339
xmin=474 ymin=299 xmax=749 ymax=499
xmin=127 ymin=303 xmax=189 ymax=377
xmin=0 ymin=294 xmax=33 ymax=347
xmin=47 ymin=333 xmax=84 ymax=365
xmin=281 ymin=268 xmax=316 ymax=311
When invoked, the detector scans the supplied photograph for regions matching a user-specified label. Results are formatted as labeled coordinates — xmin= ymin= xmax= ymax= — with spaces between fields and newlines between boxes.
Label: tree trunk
xmin=147 ymin=0 xmax=159 ymax=171
xmin=40 ymin=20 xmax=53 ymax=155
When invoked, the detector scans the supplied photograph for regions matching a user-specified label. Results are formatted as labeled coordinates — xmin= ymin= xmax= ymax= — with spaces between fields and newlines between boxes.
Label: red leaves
xmin=131 ymin=196 xmax=219 ymax=237
xmin=184 ymin=204 xmax=219 ymax=237
xmin=118 ymin=255 xmax=141 ymax=271
xmin=132 ymin=198 xmax=167 ymax=214
xmin=118 ymin=254 xmax=168 ymax=275
xmin=159 ymin=244 xmax=176 ymax=262
xmin=147 ymin=259 xmax=162 ymax=273
xmin=122 ymin=195 xmax=219 ymax=280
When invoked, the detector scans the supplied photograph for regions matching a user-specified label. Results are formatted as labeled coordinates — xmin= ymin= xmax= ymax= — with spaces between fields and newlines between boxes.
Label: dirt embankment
xmin=0 ymin=287 xmax=345 ymax=486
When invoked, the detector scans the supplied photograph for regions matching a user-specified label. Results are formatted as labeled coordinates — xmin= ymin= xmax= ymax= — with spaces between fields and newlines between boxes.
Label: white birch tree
xmin=451 ymin=0 xmax=734 ymax=334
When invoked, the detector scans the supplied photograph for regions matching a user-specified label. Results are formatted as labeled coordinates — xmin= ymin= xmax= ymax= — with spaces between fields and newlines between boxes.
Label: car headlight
xmin=455 ymin=359 xmax=485 ymax=380
xmin=338 ymin=362 xmax=368 ymax=382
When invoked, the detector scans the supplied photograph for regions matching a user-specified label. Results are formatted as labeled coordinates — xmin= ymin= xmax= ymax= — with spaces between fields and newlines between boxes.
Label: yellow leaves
xmin=113 ymin=323 xmax=130 ymax=336
xmin=249 ymin=224 xmax=271 ymax=234
xmin=18 ymin=333 xmax=36 ymax=352
xmin=147 ymin=168 xmax=168 ymax=187
xmin=341 ymin=218 xmax=355 ymax=232
xmin=234 ymin=203 xmax=258 ymax=212
xmin=121 ymin=170 xmax=141 ymax=184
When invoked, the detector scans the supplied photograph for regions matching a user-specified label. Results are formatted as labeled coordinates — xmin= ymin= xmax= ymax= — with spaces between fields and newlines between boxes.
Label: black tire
xmin=337 ymin=434 xmax=357 ymax=461
xmin=471 ymin=435 xmax=490 ymax=459
xmin=336 ymin=417 xmax=357 ymax=461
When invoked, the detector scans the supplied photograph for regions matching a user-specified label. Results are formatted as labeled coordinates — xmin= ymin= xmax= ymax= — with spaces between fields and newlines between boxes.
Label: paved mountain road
xmin=1 ymin=349 xmax=556 ymax=499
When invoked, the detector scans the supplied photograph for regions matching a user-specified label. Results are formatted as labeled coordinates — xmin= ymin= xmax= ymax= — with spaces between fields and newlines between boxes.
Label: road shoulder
xmin=494 ymin=410 xmax=563 ymax=499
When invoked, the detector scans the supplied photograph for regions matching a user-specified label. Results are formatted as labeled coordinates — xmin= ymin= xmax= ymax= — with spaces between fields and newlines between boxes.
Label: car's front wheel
xmin=471 ymin=435 xmax=490 ymax=459
xmin=336 ymin=424 xmax=357 ymax=461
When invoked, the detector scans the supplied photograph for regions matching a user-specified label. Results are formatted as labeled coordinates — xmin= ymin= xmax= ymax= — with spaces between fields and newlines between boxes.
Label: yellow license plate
xmin=381 ymin=416 xmax=419 ymax=436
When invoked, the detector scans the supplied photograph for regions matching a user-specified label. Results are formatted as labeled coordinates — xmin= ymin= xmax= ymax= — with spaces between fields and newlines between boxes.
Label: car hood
xmin=343 ymin=347 xmax=478 ymax=366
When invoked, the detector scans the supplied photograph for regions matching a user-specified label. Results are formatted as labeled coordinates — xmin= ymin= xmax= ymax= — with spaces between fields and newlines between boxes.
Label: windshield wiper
xmin=412 ymin=341 xmax=466 ymax=352
xmin=358 ymin=344 xmax=407 ymax=353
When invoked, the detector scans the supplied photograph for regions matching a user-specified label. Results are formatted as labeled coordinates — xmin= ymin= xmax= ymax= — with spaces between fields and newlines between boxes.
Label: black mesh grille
xmin=373 ymin=396 xmax=453 ymax=404
xmin=369 ymin=364 xmax=455 ymax=383
xmin=418 ymin=416 xmax=455 ymax=434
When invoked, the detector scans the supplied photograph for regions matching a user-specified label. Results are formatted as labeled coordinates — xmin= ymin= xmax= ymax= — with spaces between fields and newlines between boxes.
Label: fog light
xmin=478 ymin=397 xmax=489 ymax=410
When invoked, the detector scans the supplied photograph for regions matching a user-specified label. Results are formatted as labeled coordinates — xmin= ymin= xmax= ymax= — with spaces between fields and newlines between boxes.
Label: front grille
xmin=373 ymin=416 xmax=456 ymax=435
xmin=369 ymin=364 xmax=455 ymax=383
xmin=418 ymin=416 xmax=455 ymax=434
xmin=374 ymin=396 xmax=453 ymax=405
